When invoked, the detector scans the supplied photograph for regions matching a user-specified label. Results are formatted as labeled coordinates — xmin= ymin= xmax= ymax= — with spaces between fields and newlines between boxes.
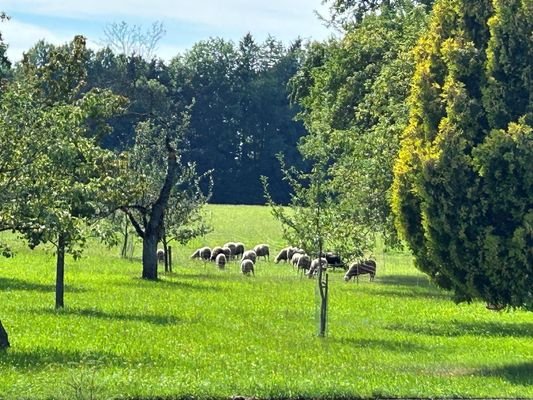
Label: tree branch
xmin=120 ymin=206 xmax=146 ymax=238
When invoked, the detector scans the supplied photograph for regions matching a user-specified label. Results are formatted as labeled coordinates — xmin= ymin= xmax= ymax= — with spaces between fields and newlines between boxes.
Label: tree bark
xmin=0 ymin=320 xmax=9 ymax=349
xmin=55 ymin=232 xmax=66 ymax=309
xmin=121 ymin=214 xmax=129 ymax=258
xmin=142 ymin=230 xmax=159 ymax=279
xmin=168 ymin=245 xmax=172 ymax=273
xmin=141 ymin=135 xmax=178 ymax=280
xmin=162 ymin=237 xmax=169 ymax=272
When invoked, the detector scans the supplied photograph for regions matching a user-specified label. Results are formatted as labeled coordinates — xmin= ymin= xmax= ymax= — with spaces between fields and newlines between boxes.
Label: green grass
xmin=0 ymin=204 xmax=532 ymax=399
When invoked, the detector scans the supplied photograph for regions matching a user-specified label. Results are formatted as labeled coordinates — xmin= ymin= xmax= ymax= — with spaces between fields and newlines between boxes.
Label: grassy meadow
xmin=0 ymin=204 xmax=532 ymax=399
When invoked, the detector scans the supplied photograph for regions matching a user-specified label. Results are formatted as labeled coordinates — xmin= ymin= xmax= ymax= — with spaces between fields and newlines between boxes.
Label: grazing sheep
xmin=290 ymin=252 xmax=303 ymax=267
xmin=191 ymin=246 xmax=212 ymax=260
xmin=157 ymin=248 xmax=165 ymax=263
xmin=274 ymin=247 xmax=291 ymax=263
xmin=210 ymin=246 xmax=224 ymax=261
xmin=215 ymin=253 xmax=227 ymax=269
xmin=241 ymin=250 xmax=257 ymax=264
xmin=223 ymin=242 xmax=237 ymax=259
xmin=296 ymin=254 xmax=311 ymax=272
xmin=241 ymin=259 xmax=255 ymax=276
xmin=221 ymin=246 xmax=232 ymax=260
xmin=287 ymin=247 xmax=304 ymax=261
xmin=307 ymin=257 xmax=328 ymax=278
xmin=234 ymin=242 xmax=245 ymax=258
xmin=253 ymin=244 xmax=270 ymax=261
xmin=344 ymin=260 xmax=376 ymax=282
xmin=324 ymin=252 xmax=346 ymax=270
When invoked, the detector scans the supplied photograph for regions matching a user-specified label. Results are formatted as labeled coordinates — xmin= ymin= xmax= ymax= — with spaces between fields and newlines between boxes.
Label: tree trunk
xmin=55 ymin=232 xmax=66 ymax=309
xmin=142 ymin=229 xmax=159 ymax=280
xmin=168 ymin=246 xmax=172 ymax=273
xmin=121 ymin=214 xmax=129 ymax=258
xmin=0 ymin=320 xmax=9 ymax=349
xmin=141 ymin=134 xmax=179 ymax=280
xmin=162 ymin=237 xmax=169 ymax=272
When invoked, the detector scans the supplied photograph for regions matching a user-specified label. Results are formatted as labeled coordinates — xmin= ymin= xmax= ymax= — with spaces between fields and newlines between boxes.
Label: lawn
xmin=0 ymin=204 xmax=532 ymax=399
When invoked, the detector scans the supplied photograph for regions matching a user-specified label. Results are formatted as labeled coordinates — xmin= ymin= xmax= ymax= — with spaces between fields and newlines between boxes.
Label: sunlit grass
xmin=0 ymin=205 xmax=532 ymax=399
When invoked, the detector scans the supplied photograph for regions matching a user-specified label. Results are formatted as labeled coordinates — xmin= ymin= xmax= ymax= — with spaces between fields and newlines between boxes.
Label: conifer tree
xmin=392 ymin=0 xmax=532 ymax=309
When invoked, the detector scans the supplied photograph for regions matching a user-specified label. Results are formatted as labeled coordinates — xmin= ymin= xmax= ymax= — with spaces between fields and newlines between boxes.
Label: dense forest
xmin=0 ymin=0 xmax=531 ymax=310
xmin=17 ymin=33 xmax=308 ymax=205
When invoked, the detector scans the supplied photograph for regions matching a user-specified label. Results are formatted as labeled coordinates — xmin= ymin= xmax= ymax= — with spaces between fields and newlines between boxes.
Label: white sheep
xmin=223 ymin=242 xmax=237 ymax=259
xmin=253 ymin=244 xmax=270 ymax=261
xmin=287 ymin=247 xmax=304 ymax=261
xmin=296 ymin=254 xmax=311 ymax=272
xmin=241 ymin=259 xmax=255 ymax=276
xmin=215 ymin=253 xmax=227 ymax=269
xmin=344 ymin=260 xmax=376 ymax=282
xmin=234 ymin=242 xmax=245 ymax=258
xmin=221 ymin=246 xmax=232 ymax=260
xmin=290 ymin=252 xmax=303 ymax=267
xmin=241 ymin=250 xmax=257 ymax=264
xmin=307 ymin=257 xmax=328 ymax=278
xmin=191 ymin=246 xmax=211 ymax=260
xmin=157 ymin=248 xmax=165 ymax=263
xmin=210 ymin=246 xmax=224 ymax=261
xmin=274 ymin=247 xmax=290 ymax=263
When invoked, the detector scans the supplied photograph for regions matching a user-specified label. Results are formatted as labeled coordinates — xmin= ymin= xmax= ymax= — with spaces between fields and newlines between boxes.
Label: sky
xmin=1 ymin=1 xmax=334 ymax=62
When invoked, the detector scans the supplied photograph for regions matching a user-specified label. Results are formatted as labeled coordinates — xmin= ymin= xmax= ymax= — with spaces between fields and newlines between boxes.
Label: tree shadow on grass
xmin=367 ymin=287 xmax=451 ymax=300
xmin=115 ymin=276 xmax=225 ymax=292
xmin=31 ymin=307 xmax=181 ymax=326
xmin=166 ymin=271 xmax=241 ymax=283
xmin=0 ymin=347 xmax=125 ymax=370
xmin=387 ymin=320 xmax=533 ymax=338
xmin=158 ymin=278 xmax=227 ymax=291
xmin=478 ymin=362 xmax=533 ymax=385
xmin=329 ymin=336 xmax=431 ymax=353
xmin=377 ymin=274 xmax=432 ymax=287
xmin=176 ymin=268 xmax=298 ymax=285
xmin=359 ymin=274 xmax=451 ymax=300
xmin=0 ymin=277 xmax=87 ymax=293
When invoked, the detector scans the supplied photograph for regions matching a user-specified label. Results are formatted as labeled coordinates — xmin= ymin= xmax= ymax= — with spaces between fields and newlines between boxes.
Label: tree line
xmin=19 ymin=32 xmax=308 ymax=205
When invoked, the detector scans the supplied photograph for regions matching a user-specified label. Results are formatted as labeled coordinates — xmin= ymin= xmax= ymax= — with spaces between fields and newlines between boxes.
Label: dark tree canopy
xmin=168 ymin=35 xmax=307 ymax=204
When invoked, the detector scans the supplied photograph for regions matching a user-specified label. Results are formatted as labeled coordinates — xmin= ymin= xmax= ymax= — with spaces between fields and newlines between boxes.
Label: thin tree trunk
xmin=55 ymin=232 xmax=66 ymax=309
xmin=0 ymin=320 xmax=9 ymax=349
xmin=162 ymin=237 xmax=169 ymax=272
xmin=168 ymin=246 xmax=172 ymax=273
xmin=121 ymin=214 xmax=129 ymax=258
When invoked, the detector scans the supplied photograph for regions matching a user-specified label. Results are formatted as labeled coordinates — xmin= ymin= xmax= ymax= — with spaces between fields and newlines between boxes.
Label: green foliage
xmin=483 ymin=0 xmax=533 ymax=129
xmin=124 ymin=115 xmax=212 ymax=247
xmin=0 ymin=205 xmax=532 ymax=399
xmin=0 ymin=12 xmax=11 ymax=83
xmin=0 ymin=36 xmax=131 ymax=307
xmin=289 ymin=2 xmax=429 ymax=255
xmin=392 ymin=0 xmax=532 ymax=309
xmin=264 ymin=156 xmax=376 ymax=261
xmin=169 ymin=34 xmax=307 ymax=204
xmin=7 ymin=36 xmax=129 ymax=254
xmin=321 ymin=0 xmax=435 ymax=28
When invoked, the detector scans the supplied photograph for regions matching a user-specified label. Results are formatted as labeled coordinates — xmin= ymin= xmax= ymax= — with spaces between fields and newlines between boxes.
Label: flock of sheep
xmin=190 ymin=242 xmax=270 ymax=275
xmin=273 ymin=246 xmax=376 ymax=281
xmin=188 ymin=243 xmax=377 ymax=282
